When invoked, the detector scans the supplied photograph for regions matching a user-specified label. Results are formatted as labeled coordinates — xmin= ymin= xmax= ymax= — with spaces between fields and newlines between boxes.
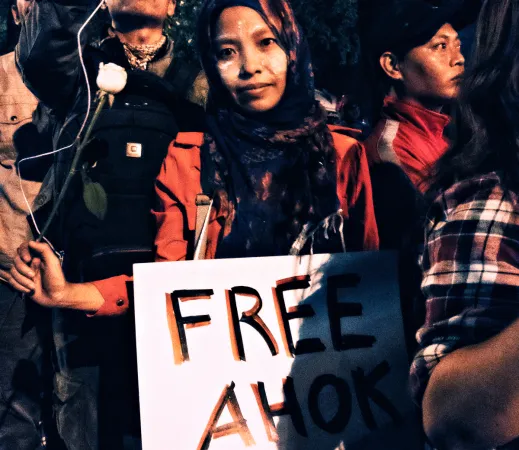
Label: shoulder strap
xmin=172 ymin=131 xmax=210 ymax=259
xmin=194 ymin=194 xmax=213 ymax=260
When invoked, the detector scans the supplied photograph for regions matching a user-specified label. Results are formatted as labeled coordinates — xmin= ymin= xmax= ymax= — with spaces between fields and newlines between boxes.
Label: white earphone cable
xmin=16 ymin=0 xmax=106 ymax=248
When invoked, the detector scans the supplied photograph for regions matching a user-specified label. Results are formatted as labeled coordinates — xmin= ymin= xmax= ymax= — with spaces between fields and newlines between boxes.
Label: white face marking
xmin=213 ymin=6 xmax=288 ymax=113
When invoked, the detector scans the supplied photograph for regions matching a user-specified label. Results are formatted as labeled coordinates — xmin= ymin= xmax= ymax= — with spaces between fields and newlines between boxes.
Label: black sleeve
xmin=15 ymin=0 xmax=95 ymax=112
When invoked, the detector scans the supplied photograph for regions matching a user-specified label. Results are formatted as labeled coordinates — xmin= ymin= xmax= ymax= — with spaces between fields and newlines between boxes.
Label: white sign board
xmin=133 ymin=252 xmax=421 ymax=450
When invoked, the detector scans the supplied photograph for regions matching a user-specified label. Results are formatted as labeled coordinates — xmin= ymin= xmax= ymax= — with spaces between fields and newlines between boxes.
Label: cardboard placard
xmin=133 ymin=252 xmax=421 ymax=450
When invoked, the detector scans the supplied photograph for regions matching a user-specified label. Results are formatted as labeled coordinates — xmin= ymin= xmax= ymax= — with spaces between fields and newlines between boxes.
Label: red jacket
xmin=364 ymin=97 xmax=450 ymax=193
xmin=91 ymin=126 xmax=379 ymax=316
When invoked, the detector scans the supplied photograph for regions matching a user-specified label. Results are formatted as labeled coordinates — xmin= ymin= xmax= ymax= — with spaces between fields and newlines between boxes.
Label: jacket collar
xmin=382 ymin=96 xmax=450 ymax=139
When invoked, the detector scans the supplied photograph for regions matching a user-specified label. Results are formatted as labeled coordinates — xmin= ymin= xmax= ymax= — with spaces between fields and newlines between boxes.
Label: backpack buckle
xmin=126 ymin=142 xmax=142 ymax=158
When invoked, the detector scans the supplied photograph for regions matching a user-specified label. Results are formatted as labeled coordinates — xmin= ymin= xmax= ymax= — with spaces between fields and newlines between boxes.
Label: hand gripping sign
xmin=133 ymin=252 xmax=422 ymax=450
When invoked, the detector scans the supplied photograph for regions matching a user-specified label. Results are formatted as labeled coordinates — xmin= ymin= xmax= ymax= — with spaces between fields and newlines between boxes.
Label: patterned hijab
xmin=197 ymin=0 xmax=339 ymax=257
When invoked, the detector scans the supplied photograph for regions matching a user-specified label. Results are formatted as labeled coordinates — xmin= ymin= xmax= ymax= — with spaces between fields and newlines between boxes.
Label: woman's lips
xmin=238 ymin=83 xmax=272 ymax=95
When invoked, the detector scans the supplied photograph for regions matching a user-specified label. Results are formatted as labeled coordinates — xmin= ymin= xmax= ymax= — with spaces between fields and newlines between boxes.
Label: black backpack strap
xmin=164 ymin=58 xmax=202 ymax=99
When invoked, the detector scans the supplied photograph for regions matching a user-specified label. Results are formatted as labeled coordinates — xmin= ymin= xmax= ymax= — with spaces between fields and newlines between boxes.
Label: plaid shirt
xmin=410 ymin=171 xmax=519 ymax=405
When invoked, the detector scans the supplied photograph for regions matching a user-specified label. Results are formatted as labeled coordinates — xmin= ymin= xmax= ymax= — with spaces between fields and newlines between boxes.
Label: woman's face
xmin=213 ymin=6 xmax=288 ymax=113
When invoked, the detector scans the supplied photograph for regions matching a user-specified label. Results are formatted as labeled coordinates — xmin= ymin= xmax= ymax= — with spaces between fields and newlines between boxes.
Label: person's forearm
xmin=61 ymin=282 xmax=105 ymax=313
xmin=423 ymin=317 xmax=519 ymax=449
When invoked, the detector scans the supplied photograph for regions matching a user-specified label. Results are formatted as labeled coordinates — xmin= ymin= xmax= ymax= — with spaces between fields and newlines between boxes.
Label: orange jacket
xmin=92 ymin=126 xmax=379 ymax=315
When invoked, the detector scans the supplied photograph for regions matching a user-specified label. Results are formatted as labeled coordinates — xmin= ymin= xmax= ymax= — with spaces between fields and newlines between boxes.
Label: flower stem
xmin=37 ymin=92 xmax=108 ymax=242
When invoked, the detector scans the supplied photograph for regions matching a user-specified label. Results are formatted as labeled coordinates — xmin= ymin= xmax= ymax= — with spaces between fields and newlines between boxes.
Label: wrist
xmin=62 ymin=282 xmax=105 ymax=313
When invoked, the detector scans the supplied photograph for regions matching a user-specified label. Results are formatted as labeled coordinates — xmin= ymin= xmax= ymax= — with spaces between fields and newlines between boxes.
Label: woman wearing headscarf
xmin=5 ymin=0 xmax=378 ymax=315
xmin=150 ymin=0 xmax=379 ymax=264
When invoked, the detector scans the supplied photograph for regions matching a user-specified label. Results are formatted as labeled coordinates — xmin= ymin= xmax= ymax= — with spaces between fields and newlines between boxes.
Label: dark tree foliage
xmin=165 ymin=0 xmax=202 ymax=65
xmin=292 ymin=0 xmax=360 ymax=93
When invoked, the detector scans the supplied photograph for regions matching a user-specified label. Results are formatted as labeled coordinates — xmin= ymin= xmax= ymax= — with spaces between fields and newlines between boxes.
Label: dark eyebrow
xmin=214 ymin=23 xmax=273 ymax=44
xmin=250 ymin=26 xmax=275 ymax=39
xmin=213 ymin=35 xmax=239 ymax=46
xmin=434 ymin=34 xmax=460 ymax=41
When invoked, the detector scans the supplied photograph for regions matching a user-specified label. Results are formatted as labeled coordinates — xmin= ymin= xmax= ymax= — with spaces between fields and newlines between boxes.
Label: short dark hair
xmin=358 ymin=33 xmax=409 ymax=125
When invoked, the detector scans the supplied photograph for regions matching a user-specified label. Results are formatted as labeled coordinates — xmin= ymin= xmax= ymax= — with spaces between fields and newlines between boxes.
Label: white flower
xmin=96 ymin=62 xmax=127 ymax=94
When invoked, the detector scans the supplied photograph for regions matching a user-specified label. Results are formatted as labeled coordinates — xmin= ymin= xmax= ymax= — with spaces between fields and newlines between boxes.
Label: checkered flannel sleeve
xmin=410 ymin=172 xmax=519 ymax=404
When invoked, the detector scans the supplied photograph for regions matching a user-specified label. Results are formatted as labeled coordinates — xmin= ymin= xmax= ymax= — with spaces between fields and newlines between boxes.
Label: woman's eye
xmin=217 ymin=48 xmax=235 ymax=60
xmin=433 ymin=43 xmax=447 ymax=50
xmin=260 ymin=38 xmax=277 ymax=48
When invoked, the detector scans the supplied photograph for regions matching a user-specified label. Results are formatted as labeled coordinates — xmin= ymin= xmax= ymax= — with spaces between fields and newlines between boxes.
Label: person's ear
xmin=379 ymin=51 xmax=403 ymax=81
xmin=11 ymin=5 xmax=21 ymax=26
xmin=167 ymin=0 xmax=176 ymax=17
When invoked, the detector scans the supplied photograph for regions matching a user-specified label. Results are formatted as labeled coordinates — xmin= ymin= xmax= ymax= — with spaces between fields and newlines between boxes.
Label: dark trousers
xmin=0 ymin=282 xmax=46 ymax=450
xmin=52 ymin=310 xmax=141 ymax=450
